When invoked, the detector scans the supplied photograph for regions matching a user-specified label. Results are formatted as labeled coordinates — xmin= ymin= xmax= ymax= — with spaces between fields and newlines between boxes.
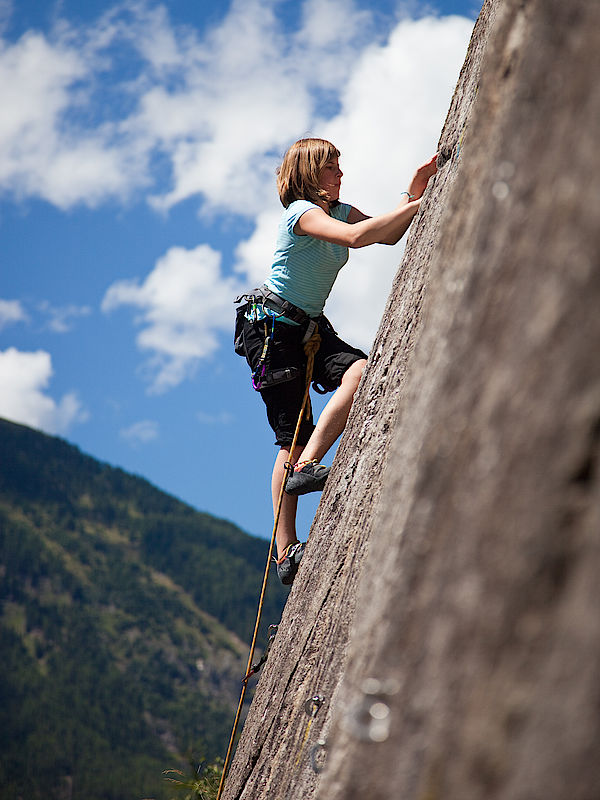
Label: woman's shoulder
xmin=285 ymin=199 xmax=352 ymax=220
xmin=281 ymin=199 xmax=321 ymax=236
xmin=285 ymin=199 xmax=319 ymax=216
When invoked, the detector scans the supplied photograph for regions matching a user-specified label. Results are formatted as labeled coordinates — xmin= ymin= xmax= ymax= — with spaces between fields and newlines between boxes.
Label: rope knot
xmin=303 ymin=330 xmax=321 ymax=358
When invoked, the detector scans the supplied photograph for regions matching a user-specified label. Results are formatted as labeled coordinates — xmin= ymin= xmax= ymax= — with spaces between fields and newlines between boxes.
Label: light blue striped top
xmin=263 ymin=199 xmax=352 ymax=323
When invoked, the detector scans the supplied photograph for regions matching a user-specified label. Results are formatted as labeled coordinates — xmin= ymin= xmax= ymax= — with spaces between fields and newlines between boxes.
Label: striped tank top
xmin=263 ymin=199 xmax=352 ymax=323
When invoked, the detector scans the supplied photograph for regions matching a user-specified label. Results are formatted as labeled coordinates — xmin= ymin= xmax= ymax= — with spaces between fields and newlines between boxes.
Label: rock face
xmin=222 ymin=0 xmax=600 ymax=797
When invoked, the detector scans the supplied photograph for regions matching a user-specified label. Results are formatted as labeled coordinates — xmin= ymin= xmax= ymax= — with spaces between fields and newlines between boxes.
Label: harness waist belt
xmin=235 ymin=285 xmax=313 ymax=326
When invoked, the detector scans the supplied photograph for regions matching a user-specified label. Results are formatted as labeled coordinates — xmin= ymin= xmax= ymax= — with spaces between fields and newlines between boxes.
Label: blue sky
xmin=0 ymin=0 xmax=479 ymax=541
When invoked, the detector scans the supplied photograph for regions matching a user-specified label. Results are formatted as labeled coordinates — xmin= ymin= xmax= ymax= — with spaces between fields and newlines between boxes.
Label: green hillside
xmin=0 ymin=418 xmax=287 ymax=800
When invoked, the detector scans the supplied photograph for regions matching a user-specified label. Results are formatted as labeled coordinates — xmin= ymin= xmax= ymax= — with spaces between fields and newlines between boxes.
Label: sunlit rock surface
xmin=223 ymin=0 xmax=600 ymax=796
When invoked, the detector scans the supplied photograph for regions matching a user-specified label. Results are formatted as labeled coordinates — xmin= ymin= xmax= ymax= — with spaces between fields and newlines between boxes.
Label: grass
xmin=162 ymin=758 xmax=224 ymax=800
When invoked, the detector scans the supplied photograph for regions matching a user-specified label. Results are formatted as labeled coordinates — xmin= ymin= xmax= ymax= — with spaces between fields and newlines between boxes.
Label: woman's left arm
xmin=346 ymin=154 xmax=438 ymax=245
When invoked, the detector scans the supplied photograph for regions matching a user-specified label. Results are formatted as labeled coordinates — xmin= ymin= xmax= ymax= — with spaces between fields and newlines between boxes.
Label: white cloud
xmin=0 ymin=0 xmax=386 ymax=214
xmin=0 ymin=26 xmax=146 ymax=208
xmin=235 ymin=14 xmax=474 ymax=350
xmin=234 ymin=207 xmax=282 ymax=287
xmin=38 ymin=301 xmax=91 ymax=333
xmin=293 ymin=0 xmax=374 ymax=86
xmin=0 ymin=347 xmax=88 ymax=433
xmin=0 ymin=298 xmax=91 ymax=334
xmin=0 ymin=3 xmax=473 ymax=221
xmin=109 ymin=7 xmax=473 ymax=387
xmin=120 ymin=419 xmax=159 ymax=445
xmin=1 ymin=2 xmax=474 ymax=387
xmin=102 ymin=244 xmax=244 ymax=392
xmin=141 ymin=0 xmax=382 ymax=216
xmin=321 ymin=15 xmax=475 ymax=348
xmin=0 ymin=298 xmax=27 ymax=329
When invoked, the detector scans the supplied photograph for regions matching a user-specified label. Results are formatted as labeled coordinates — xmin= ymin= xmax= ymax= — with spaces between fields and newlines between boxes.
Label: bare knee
xmin=276 ymin=444 xmax=304 ymax=468
xmin=341 ymin=358 xmax=367 ymax=392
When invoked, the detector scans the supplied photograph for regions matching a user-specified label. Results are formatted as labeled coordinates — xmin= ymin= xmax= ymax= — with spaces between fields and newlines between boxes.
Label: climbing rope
xmin=216 ymin=327 xmax=321 ymax=800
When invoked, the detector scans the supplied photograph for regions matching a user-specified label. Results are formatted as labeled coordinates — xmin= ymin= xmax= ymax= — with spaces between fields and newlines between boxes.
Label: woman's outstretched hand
xmin=408 ymin=154 xmax=438 ymax=200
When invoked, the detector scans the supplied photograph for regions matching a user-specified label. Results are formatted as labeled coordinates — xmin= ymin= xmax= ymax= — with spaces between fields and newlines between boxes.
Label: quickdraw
xmin=242 ymin=624 xmax=278 ymax=683
xmin=251 ymin=315 xmax=276 ymax=391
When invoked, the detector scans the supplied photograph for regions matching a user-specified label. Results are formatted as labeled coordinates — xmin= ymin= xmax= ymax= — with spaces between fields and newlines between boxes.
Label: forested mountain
xmin=0 ymin=417 xmax=286 ymax=800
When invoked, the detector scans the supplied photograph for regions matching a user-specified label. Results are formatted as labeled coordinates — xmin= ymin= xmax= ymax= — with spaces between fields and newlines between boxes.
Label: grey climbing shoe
xmin=285 ymin=460 xmax=330 ymax=495
xmin=276 ymin=541 xmax=305 ymax=585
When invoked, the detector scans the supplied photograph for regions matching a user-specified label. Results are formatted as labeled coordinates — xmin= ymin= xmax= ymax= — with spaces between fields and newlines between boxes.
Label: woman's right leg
xmin=272 ymin=444 xmax=304 ymax=559
xmin=299 ymin=358 xmax=366 ymax=464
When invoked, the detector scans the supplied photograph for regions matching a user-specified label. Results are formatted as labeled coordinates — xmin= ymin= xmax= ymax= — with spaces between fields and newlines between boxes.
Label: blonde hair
xmin=276 ymin=138 xmax=340 ymax=208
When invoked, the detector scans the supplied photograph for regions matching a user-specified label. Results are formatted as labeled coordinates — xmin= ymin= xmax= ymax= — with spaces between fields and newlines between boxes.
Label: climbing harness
xmin=235 ymin=285 xmax=316 ymax=328
xmin=234 ymin=287 xmax=328 ymax=394
xmin=216 ymin=319 xmax=322 ymax=800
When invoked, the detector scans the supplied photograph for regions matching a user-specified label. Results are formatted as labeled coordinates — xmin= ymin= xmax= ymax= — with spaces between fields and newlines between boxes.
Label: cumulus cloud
xmin=110 ymin=5 xmax=472 ymax=386
xmin=0 ymin=298 xmax=27 ymax=329
xmin=0 ymin=25 xmax=146 ymax=208
xmin=142 ymin=0 xmax=376 ymax=216
xmin=0 ymin=0 xmax=300 ymax=211
xmin=2 ymin=1 xmax=474 ymax=387
xmin=321 ymin=14 xmax=474 ymax=347
xmin=0 ymin=347 xmax=88 ymax=433
xmin=0 ymin=0 xmax=433 ymax=215
xmin=102 ymin=244 xmax=244 ymax=392
xmin=236 ymin=14 xmax=474 ymax=350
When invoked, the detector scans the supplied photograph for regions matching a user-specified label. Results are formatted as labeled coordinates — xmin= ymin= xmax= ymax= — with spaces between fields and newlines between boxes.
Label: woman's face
xmin=318 ymin=157 xmax=343 ymax=202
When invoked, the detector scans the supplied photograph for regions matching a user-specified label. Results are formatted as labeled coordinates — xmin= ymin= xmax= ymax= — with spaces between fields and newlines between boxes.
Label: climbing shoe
xmin=285 ymin=460 xmax=330 ymax=496
xmin=276 ymin=541 xmax=305 ymax=585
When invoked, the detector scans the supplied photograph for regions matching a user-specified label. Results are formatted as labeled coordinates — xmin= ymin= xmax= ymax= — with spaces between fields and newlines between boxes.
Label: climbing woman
xmin=235 ymin=138 xmax=437 ymax=585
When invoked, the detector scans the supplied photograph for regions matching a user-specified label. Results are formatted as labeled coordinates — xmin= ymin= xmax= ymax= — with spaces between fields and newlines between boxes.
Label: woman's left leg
xmin=272 ymin=444 xmax=305 ymax=559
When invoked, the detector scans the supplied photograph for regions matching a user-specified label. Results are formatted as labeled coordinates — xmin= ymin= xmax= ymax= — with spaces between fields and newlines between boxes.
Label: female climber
xmin=235 ymin=137 xmax=437 ymax=585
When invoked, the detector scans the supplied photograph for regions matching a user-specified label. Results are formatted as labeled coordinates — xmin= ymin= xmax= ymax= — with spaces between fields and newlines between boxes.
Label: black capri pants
xmin=239 ymin=315 xmax=367 ymax=447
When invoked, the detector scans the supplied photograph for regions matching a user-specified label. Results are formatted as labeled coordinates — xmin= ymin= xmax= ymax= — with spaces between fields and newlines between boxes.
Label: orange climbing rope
xmin=216 ymin=328 xmax=321 ymax=800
